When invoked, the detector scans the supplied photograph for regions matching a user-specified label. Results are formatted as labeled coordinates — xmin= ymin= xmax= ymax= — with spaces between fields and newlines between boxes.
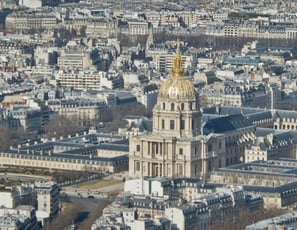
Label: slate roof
xmin=5 ymin=149 xmax=128 ymax=164
xmin=272 ymin=110 xmax=297 ymax=120
xmin=243 ymin=181 xmax=297 ymax=194
xmin=246 ymin=111 xmax=272 ymax=123
xmin=203 ymin=114 xmax=253 ymax=134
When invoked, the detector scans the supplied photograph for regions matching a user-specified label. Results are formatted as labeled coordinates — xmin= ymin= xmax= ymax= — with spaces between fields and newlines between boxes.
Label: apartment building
xmin=165 ymin=202 xmax=210 ymax=230
xmin=0 ymin=206 xmax=40 ymax=230
xmin=5 ymin=11 xmax=57 ymax=33
xmin=209 ymin=160 xmax=297 ymax=209
xmin=34 ymin=181 xmax=59 ymax=218
xmin=245 ymin=131 xmax=297 ymax=162
xmin=128 ymin=20 xmax=149 ymax=35
xmin=147 ymin=49 xmax=192 ymax=72
xmin=57 ymin=69 xmax=101 ymax=91
xmin=206 ymin=19 xmax=297 ymax=39
xmin=86 ymin=18 xmax=116 ymax=38
xmin=245 ymin=212 xmax=297 ymax=230
xmin=200 ymin=83 xmax=281 ymax=110
xmin=58 ymin=48 xmax=93 ymax=70
xmin=47 ymin=99 xmax=111 ymax=124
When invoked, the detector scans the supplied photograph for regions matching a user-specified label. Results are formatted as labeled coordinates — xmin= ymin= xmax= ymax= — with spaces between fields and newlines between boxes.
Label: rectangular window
xmin=208 ymin=144 xmax=212 ymax=152
xmin=219 ymin=142 xmax=221 ymax=149
xmin=136 ymin=145 xmax=140 ymax=151
xmin=179 ymin=148 xmax=183 ymax=155
xmin=181 ymin=119 xmax=185 ymax=130
xmin=161 ymin=119 xmax=165 ymax=129
xmin=178 ymin=165 xmax=183 ymax=176
xmin=136 ymin=161 xmax=140 ymax=171
xmin=170 ymin=120 xmax=175 ymax=130
xmin=152 ymin=142 xmax=158 ymax=154
xmin=208 ymin=161 xmax=211 ymax=171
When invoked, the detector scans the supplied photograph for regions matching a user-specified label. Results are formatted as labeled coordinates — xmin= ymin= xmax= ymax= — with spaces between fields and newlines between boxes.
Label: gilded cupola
xmin=159 ymin=45 xmax=197 ymax=101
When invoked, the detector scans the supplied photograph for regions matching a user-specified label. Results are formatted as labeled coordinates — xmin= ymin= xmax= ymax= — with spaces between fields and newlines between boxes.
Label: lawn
xmin=76 ymin=179 xmax=122 ymax=190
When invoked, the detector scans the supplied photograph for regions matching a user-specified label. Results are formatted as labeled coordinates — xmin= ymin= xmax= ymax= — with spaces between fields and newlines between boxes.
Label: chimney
xmin=266 ymin=133 xmax=273 ymax=145
xmin=215 ymin=103 xmax=221 ymax=114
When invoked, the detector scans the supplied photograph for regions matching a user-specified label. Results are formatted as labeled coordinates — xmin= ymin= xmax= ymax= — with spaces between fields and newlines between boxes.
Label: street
xmin=61 ymin=195 xmax=109 ymax=225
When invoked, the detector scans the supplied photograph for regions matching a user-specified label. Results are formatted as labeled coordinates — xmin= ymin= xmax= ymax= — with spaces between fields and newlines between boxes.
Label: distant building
xmin=34 ymin=181 xmax=59 ymax=218
xmin=132 ymin=84 xmax=158 ymax=111
xmin=0 ymin=205 xmax=40 ymax=230
xmin=19 ymin=0 xmax=61 ymax=8
xmin=57 ymin=70 xmax=101 ymax=91
xmin=127 ymin=20 xmax=149 ymax=35
xmin=200 ymin=82 xmax=281 ymax=110
xmin=58 ymin=48 xmax=93 ymax=70
xmin=245 ymin=212 xmax=297 ymax=230
xmin=86 ymin=19 xmax=116 ymax=38
xmin=0 ymin=132 xmax=129 ymax=173
xmin=165 ymin=202 xmax=210 ymax=230
xmin=100 ymin=72 xmax=124 ymax=89
xmin=47 ymin=99 xmax=111 ymax=125
xmin=0 ymin=185 xmax=36 ymax=209
xmin=0 ymin=188 xmax=20 ymax=209
xmin=245 ymin=131 xmax=297 ymax=163
xmin=0 ymin=105 xmax=42 ymax=132
xmin=210 ymin=159 xmax=297 ymax=209
xmin=5 ymin=11 xmax=57 ymax=33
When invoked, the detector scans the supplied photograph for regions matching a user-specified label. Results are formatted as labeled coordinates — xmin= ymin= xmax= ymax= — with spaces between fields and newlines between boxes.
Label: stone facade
xmin=129 ymin=49 xmax=225 ymax=179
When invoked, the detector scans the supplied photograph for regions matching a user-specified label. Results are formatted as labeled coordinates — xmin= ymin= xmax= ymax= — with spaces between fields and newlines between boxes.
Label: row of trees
xmin=0 ymin=101 xmax=153 ymax=151
xmin=0 ymin=127 xmax=28 ymax=152
xmin=117 ymin=31 xmax=297 ymax=52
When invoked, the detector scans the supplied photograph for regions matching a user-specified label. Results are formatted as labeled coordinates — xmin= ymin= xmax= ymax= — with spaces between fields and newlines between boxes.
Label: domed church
xmin=129 ymin=45 xmax=226 ymax=179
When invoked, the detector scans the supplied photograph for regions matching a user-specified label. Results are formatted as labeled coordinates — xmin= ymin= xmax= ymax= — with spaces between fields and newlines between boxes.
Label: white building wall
xmin=124 ymin=178 xmax=145 ymax=195
xmin=151 ymin=181 xmax=164 ymax=197
xmin=0 ymin=192 xmax=15 ymax=208
xmin=20 ymin=0 xmax=42 ymax=8
xmin=165 ymin=208 xmax=185 ymax=230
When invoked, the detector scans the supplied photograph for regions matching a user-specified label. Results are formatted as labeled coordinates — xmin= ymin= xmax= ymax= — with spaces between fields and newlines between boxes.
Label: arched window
xmin=171 ymin=103 xmax=174 ymax=111
xmin=181 ymin=103 xmax=184 ymax=110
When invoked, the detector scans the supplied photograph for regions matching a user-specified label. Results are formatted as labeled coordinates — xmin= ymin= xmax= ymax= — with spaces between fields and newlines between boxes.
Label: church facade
xmin=129 ymin=48 xmax=226 ymax=179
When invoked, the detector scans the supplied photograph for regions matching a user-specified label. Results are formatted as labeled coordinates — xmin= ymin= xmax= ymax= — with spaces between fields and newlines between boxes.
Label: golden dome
xmin=159 ymin=47 xmax=196 ymax=101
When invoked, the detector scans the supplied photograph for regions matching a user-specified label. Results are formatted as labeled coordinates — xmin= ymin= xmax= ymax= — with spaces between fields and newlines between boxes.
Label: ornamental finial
xmin=172 ymin=39 xmax=183 ymax=77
